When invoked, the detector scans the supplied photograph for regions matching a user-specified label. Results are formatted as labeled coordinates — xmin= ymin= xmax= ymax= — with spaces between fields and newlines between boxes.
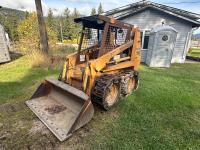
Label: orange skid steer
xmin=26 ymin=15 xmax=141 ymax=141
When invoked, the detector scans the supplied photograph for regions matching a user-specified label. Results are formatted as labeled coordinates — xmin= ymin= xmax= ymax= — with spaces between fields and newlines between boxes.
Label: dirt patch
xmin=0 ymin=102 xmax=119 ymax=149
xmin=0 ymin=103 xmax=25 ymax=113
xmin=29 ymin=119 xmax=50 ymax=135
xmin=0 ymin=103 xmax=17 ymax=113
xmin=0 ymin=132 xmax=10 ymax=141
xmin=15 ymin=120 xmax=27 ymax=130
xmin=57 ymin=125 xmax=92 ymax=150
xmin=0 ymin=123 xmax=3 ymax=128
xmin=110 ymin=110 xmax=120 ymax=120
xmin=45 ymin=105 xmax=67 ymax=115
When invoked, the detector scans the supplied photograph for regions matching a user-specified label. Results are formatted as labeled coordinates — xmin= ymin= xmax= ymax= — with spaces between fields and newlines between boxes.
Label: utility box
xmin=146 ymin=26 xmax=177 ymax=67
xmin=0 ymin=24 xmax=11 ymax=64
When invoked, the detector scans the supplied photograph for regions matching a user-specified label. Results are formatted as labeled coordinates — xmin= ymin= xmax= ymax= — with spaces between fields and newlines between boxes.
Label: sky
xmin=1 ymin=0 xmax=200 ymax=33
xmin=1 ymin=0 xmax=200 ymax=16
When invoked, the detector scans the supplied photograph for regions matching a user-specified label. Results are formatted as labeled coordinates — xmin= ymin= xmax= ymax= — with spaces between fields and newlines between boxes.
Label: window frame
xmin=141 ymin=30 xmax=150 ymax=50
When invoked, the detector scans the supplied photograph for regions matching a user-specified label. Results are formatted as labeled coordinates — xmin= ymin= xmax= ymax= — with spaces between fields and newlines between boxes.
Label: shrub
xmin=17 ymin=13 xmax=57 ymax=54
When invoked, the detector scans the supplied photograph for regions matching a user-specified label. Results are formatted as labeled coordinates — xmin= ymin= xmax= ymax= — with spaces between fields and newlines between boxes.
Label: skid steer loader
xmin=26 ymin=15 xmax=141 ymax=141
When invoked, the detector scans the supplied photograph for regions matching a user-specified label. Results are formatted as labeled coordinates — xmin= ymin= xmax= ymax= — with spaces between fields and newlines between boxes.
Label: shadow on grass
xmin=9 ymin=51 xmax=23 ymax=60
xmin=1 ymin=60 xmax=200 ymax=149
xmin=0 ymin=64 xmax=60 ymax=149
xmin=0 ymin=46 xmax=80 ymax=149
xmin=0 ymin=68 xmax=57 ymax=104
xmin=0 ymin=64 xmax=110 ymax=149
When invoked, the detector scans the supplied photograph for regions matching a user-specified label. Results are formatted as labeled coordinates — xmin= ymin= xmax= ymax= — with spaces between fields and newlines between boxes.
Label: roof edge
xmin=103 ymin=0 xmax=200 ymax=21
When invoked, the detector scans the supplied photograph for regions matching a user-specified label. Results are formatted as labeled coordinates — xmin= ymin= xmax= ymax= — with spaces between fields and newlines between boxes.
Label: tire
xmin=91 ymin=75 xmax=121 ymax=110
xmin=134 ymin=71 xmax=139 ymax=90
xmin=121 ymin=71 xmax=139 ymax=97
xmin=102 ymin=82 xmax=120 ymax=110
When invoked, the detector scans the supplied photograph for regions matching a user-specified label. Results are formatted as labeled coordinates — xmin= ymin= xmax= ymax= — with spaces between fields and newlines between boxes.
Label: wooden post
xmin=35 ymin=0 xmax=49 ymax=53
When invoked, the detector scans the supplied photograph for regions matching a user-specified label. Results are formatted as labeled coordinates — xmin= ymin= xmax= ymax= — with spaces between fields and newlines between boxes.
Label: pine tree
xmin=4 ymin=13 xmax=19 ymax=41
xmin=17 ymin=13 xmax=57 ymax=52
xmin=25 ymin=11 xmax=30 ymax=19
xmin=57 ymin=8 xmax=81 ymax=41
xmin=47 ymin=8 xmax=54 ymax=28
xmin=0 ymin=8 xmax=29 ymax=41
xmin=58 ymin=15 xmax=64 ymax=42
xmin=91 ymin=8 xmax=96 ymax=15
xmin=62 ymin=7 xmax=72 ymax=39
xmin=71 ymin=8 xmax=81 ymax=39
xmin=63 ymin=7 xmax=70 ymax=18
xmin=72 ymin=8 xmax=80 ymax=18
xmin=98 ymin=3 xmax=103 ymax=14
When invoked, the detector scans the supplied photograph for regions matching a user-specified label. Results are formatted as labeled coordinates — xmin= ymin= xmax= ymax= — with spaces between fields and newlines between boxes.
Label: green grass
xmin=188 ymin=48 xmax=200 ymax=58
xmin=87 ymin=64 xmax=200 ymax=150
xmin=0 ymin=56 xmax=200 ymax=149
xmin=0 ymin=56 xmax=58 ymax=149
xmin=0 ymin=56 xmax=58 ymax=104
xmin=49 ymin=45 xmax=76 ymax=55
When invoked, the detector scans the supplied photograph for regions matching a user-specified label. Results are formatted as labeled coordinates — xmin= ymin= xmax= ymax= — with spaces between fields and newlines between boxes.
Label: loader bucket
xmin=26 ymin=78 xmax=94 ymax=141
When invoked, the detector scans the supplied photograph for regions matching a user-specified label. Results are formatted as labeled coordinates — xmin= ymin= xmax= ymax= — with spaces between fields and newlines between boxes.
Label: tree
xmin=72 ymin=8 xmax=80 ymax=18
xmin=62 ymin=7 xmax=81 ymax=40
xmin=62 ymin=7 xmax=73 ymax=39
xmin=47 ymin=8 xmax=59 ymax=43
xmin=17 ymin=13 xmax=57 ymax=53
xmin=98 ymin=3 xmax=103 ymax=14
xmin=47 ymin=8 xmax=54 ymax=28
xmin=58 ymin=15 xmax=64 ymax=42
xmin=4 ymin=13 xmax=19 ymax=40
xmin=0 ymin=12 xmax=20 ymax=41
xmin=91 ymin=8 xmax=96 ymax=15
xmin=25 ymin=11 xmax=30 ymax=19
xmin=35 ymin=0 xmax=49 ymax=54
xmin=71 ymin=8 xmax=81 ymax=39
xmin=63 ymin=7 xmax=70 ymax=18
xmin=0 ymin=7 xmax=27 ymax=41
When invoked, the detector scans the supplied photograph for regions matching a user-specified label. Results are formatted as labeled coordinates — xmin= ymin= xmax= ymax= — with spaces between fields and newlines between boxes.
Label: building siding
xmin=0 ymin=24 xmax=10 ymax=63
xmin=120 ymin=8 xmax=193 ymax=63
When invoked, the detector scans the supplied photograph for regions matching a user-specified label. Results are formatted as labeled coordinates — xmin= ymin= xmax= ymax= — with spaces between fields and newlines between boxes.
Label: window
xmin=141 ymin=30 xmax=150 ymax=50
xmin=143 ymin=35 xmax=149 ymax=49
xmin=162 ymin=35 xmax=168 ymax=41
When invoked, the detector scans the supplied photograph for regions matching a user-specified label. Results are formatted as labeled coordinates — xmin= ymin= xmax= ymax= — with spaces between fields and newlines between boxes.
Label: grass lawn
xmin=0 ymin=56 xmax=200 ymax=149
xmin=188 ymin=48 xmax=200 ymax=58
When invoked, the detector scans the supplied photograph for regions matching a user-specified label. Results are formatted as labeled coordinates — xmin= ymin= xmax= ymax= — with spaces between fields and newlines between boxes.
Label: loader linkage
xmin=26 ymin=15 xmax=141 ymax=141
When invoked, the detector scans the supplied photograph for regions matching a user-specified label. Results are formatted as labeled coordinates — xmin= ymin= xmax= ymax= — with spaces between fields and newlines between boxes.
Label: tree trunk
xmin=35 ymin=0 xmax=49 ymax=54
